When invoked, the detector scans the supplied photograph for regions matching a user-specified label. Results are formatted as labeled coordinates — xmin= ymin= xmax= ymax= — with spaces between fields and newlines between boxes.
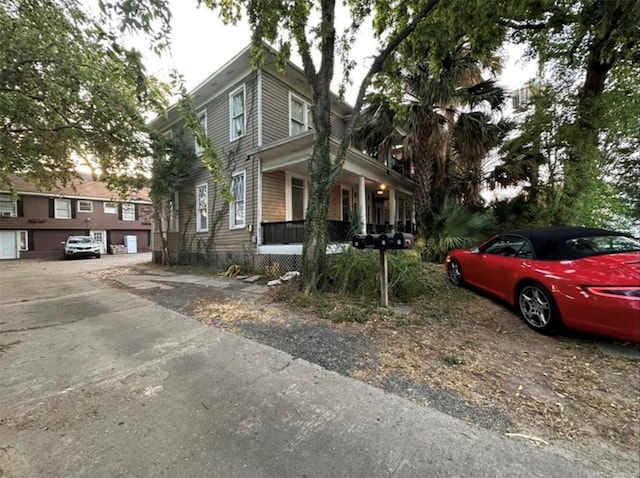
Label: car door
xmin=475 ymin=235 xmax=532 ymax=301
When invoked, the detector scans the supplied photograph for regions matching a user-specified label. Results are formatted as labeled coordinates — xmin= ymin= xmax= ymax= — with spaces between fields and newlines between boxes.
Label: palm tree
xmin=354 ymin=43 xmax=507 ymax=239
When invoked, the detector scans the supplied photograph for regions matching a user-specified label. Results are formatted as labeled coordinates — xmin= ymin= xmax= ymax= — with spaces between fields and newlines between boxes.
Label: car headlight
xmin=583 ymin=286 xmax=640 ymax=299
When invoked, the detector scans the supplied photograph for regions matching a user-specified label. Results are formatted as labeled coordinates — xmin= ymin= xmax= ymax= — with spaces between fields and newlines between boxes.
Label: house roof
xmin=150 ymin=42 xmax=354 ymax=130
xmin=2 ymin=175 xmax=151 ymax=203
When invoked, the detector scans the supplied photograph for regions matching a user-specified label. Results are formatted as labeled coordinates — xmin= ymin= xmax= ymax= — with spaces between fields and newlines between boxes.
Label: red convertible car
xmin=445 ymin=226 xmax=640 ymax=342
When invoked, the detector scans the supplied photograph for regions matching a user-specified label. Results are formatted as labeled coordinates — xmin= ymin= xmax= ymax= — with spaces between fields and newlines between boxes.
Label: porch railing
xmin=262 ymin=220 xmax=351 ymax=245
xmin=261 ymin=220 xmax=413 ymax=245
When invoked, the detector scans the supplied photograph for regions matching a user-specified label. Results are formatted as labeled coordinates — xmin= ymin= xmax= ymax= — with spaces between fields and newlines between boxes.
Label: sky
xmin=137 ymin=0 xmax=538 ymax=105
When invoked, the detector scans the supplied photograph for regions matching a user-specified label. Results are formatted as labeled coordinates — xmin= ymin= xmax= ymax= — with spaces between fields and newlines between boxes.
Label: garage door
xmin=0 ymin=231 xmax=18 ymax=259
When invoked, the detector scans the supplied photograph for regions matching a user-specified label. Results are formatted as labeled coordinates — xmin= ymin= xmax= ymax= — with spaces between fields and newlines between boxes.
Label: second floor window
xmin=290 ymin=94 xmax=312 ymax=136
xmin=230 ymin=86 xmax=245 ymax=141
xmin=0 ymin=194 xmax=16 ymax=217
xmin=78 ymin=200 xmax=93 ymax=212
xmin=54 ymin=199 xmax=71 ymax=219
xmin=195 ymin=110 xmax=207 ymax=156
xmin=122 ymin=203 xmax=135 ymax=221
xmin=104 ymin=202 xmax=118 ymax=214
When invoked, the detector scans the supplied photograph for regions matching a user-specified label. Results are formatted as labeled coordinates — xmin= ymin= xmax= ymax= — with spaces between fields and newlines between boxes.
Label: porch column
xmin=358 ymin=176 xmax=366 ymax=235
xmin=389 ymin=188 xmax=396 ymax=231
xmin=411 ymin=202 xmax=416 ymax=234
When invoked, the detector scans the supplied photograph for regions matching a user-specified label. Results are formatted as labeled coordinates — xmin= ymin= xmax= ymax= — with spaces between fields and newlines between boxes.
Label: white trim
xmin=121 ymin=203 xmax=135 ymax=221
xmin=288 ymin=92 xmax=311 ymax=136
xmin=258 ymin=243 xmax=348 ymax=256
xmin=0 ymin=192 xmax=150 ymax=205
xmin=195 ymin=109 xmax=207 ymax=156
xmin=196 ymin=182 xmax=209 ymax=232
xmin=54 ymin=198 xmax=72 ymax=219
xmin=77 ymin=199 xmax=93 ymax=213
xmin=104 ymin=201 xmax=118 ymax=214
xmin=18 ymin=230 xmax=28 ymax=251
xmin=229 ymin=84 xmax=246 ymax=142
xmin=285 ymin=171 xmax=308 ymax=221
xmin=229 ymin=171 xmax=246 ymax=230
xmin=256 ymin=158 xmax=263 ymax=247
xmin=257 ymin=70 xmax=263 ymax=147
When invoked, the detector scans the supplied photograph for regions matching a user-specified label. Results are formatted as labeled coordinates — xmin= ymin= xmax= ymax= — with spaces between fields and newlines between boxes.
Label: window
xmin=54 ymin=199 xmax=71 ymax=219
xmin=78 ymin=200 xmax=93 ymax=212
xmin=229 ymin=86 xmax=246 ymax=141
xmin=195 ymin=110 xmax=207 ymax=156
xmin=104 ymin=202 xmax=118 ymax=214
xmin=289 ymin=93 xmax=312 ymax=136
xmin=122 ymin=203 xmax=135 ymax=221
xmin=229 ymin=172 xmax=245 ymax=229
xmin=18 ymin=231 xmax=28 ymax=251
xmin=169 ymin=191 xmax=179 ymax=232
xmin=512 ymin=87 xmax=529 ymax=110
xmin=0 ymin=194 xmax=16 ymax=217
xmin=196 ymin=183 xmax=208 ymax=232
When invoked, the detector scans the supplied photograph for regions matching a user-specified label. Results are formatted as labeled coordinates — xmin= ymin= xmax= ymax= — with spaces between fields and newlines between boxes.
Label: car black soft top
xmin=505 ymin=226 xmax=631 ymax=260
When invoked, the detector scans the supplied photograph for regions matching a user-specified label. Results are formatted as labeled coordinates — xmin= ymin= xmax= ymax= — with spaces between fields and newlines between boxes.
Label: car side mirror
xmin=470 ymin=247 xmax=480 ymax=254
xmin=60 ymin=241 xmax=66 ymax=245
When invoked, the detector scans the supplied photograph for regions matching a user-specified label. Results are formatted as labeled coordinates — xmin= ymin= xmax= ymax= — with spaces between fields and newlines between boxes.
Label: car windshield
xmin=68 ymin=237 xmax=93 ymax=244
xmin=565 ymin=235 xmax=640 ymax=258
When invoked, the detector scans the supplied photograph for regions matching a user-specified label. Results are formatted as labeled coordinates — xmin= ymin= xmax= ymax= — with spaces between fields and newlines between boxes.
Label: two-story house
xmin=0 ymin=175 xmax=153 ymax=260
xmin=151 ymin=45 xmax=415 ymax=271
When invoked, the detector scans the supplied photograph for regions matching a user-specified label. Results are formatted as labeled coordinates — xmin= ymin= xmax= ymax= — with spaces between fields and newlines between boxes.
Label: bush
xmin=325 ymin=247 xmax=427 ymax=302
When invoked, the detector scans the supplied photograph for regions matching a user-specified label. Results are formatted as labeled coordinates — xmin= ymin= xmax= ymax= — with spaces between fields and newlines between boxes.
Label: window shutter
xmin=28 ymin=231 xmax=34 ymax=251
xmin=118 ymin=204 xmax=123 ymax=220
xmin=71 ymin=199 xmax=77 ymax=218
xmin=49 ymin=199 xmax=54 ymax=218
xmin=17 ymin=199 xmax=24 ymax=217
xmin=134 ymin=204 xmax=138 ymax=220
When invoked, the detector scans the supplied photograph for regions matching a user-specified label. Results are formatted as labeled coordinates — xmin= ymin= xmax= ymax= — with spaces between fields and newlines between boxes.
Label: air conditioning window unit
xmin=1 ymin=211 xmax=13 ymax=217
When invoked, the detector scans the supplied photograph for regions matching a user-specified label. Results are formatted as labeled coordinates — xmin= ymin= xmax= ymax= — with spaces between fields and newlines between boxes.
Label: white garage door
xmin=0 ymin=231 xmax=18 ymax=259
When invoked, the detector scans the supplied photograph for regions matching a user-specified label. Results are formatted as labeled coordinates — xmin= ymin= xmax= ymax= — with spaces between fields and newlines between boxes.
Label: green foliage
xmin=0 ymin=0 xmax=170 ymax=194
xmin=422 ymin=199 xmax=494 ymax=263
xmin=325 ymin=247 xmax=427 ymax=303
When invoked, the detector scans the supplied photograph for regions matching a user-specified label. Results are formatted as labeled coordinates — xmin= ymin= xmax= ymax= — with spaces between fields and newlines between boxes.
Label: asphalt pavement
xmin=0 ymin=254 xmax=603 ymax=477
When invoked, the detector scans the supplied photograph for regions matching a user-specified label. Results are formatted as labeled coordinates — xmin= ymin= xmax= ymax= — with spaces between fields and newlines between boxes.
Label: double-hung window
xmin=196 ymin=183 xmax=208 ymax=232
xmin=78 ymin=200 xmax=93 ymax=213
xmin=289 ymin=93 xmax=312 ymax=136
xmin=54 ymin=199 xmax=72 ymax=219
xmin=229 ymin=171 xmax=245 ymax=229
xmin=104 ymin=202 xmax=118 ymax=214
xmin=0 ymin=194 xmax=16 ymax=217
xmin=122 ymin=203 xmax=135 ymax=221
xmin=229 ymin=86 xmax=246 ymax=141
xmin=169 ymin=191 xmax=179 ymax=232
xmin=195 ymin=110 xmax=207 ymax=156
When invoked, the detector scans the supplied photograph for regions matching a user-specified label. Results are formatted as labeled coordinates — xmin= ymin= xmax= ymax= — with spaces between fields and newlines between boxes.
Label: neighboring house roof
xmin=2 ymin=175 xmax=151 ymax=204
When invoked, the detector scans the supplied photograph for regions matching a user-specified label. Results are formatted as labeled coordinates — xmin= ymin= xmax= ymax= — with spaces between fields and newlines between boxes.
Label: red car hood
xmin=558 ymin=252 xmax=640 ymax=285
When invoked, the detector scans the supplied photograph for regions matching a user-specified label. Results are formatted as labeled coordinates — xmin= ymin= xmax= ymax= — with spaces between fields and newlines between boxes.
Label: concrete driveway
xmin=0 ymin=255 xmax=601 ymax=477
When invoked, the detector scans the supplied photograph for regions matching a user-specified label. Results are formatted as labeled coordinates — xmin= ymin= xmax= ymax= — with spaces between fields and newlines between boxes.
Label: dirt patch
xmin=91 ymin=265 xmax=640 ymax=477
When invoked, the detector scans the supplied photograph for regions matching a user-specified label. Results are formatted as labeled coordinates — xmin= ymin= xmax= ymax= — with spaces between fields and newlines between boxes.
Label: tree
xmin=354 ymin=44 xmax=507 ymax=240
xmin=500 ymin=0 xmax=640 ymax=226
xmin=0 ymin=0 xmax=171 ymax=194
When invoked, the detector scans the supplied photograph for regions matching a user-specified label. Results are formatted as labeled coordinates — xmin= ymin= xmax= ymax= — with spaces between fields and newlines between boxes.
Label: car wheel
xmin=447 ymin=259 xmax=464 ymax=286
xmin=95 ymin=253 xmax=101 ymax=259
xmin=517 ymin=282 xmax=561 ymax=334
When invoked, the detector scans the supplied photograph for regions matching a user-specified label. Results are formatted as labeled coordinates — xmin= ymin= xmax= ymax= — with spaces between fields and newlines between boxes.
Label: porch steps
xmin=242 ymin=275 xmax=262 ymax=283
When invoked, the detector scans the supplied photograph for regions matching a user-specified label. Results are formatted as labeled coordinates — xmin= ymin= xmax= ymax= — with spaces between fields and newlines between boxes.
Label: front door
xmin=90 ymin=230 xmax=107 ymax=254
xmin=0 ymin=231 xmax=18 ymax=259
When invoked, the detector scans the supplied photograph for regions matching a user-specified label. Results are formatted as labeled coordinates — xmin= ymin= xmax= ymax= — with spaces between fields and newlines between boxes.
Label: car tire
xmin=447 ymin=259 xmax=464 ymax=286
xmin=95 ymin=253 xmax=101 ymax=259
xmin=517 ymin=282 xmax=562 ymax=334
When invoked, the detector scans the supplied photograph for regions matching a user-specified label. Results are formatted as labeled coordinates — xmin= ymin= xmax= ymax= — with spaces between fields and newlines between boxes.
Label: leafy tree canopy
xmin=0 ymin=0 xmax=171 ymax=195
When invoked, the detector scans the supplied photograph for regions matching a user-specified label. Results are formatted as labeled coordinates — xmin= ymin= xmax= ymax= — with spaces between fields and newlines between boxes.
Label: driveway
xmin=0 ymin=255 xmax=602 ymax=477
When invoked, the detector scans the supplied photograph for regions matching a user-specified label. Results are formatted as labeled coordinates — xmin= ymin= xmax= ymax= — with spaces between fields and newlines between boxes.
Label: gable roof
xmin=2 ymin=175 xmax=151 ymax=203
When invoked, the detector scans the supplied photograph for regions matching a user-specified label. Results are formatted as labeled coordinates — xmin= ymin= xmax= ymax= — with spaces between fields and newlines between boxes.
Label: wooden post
xmin=380 ymin=248 xmax=388 ymax=307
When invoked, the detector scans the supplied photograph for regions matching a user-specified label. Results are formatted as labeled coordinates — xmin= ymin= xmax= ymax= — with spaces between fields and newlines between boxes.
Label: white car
xmin=62 ymin=236 xmax=101 ymax=260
